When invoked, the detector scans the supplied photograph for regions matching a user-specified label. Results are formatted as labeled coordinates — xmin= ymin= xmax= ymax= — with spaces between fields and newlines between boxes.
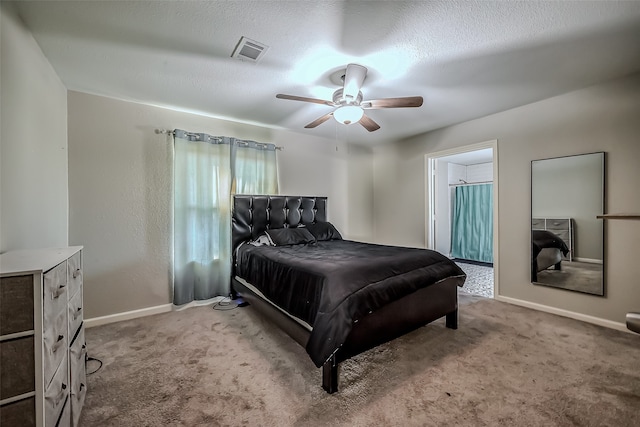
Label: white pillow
xmin=249 ymin=233 xmax=275 ymax=247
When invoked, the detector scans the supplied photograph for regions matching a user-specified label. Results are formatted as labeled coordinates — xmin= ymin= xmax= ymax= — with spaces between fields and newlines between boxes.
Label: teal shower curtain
xmin=451 ymin=183 xmax=493 ymax=263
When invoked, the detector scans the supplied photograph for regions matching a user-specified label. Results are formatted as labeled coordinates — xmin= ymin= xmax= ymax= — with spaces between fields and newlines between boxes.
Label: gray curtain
xmin=173 ymin=130 xmax=278 ymax=305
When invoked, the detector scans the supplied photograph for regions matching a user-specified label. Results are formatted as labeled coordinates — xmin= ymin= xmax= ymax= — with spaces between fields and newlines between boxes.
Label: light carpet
xmin=79 ymin=293 xmax=639 ymax=427
xmin=535 ymin=261 xmax=603 ymax=295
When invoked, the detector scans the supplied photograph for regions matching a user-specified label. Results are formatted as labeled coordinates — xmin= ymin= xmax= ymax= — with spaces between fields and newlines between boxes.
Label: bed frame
xmin=231 ymin=195 xmax=461 ymax=393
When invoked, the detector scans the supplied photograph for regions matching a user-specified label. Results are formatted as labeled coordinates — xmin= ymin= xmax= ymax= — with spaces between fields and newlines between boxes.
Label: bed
xmin=531 ymin=229 xmax=570 ymax=282
xmin=231 ymin=195 xmax=467 ymax=393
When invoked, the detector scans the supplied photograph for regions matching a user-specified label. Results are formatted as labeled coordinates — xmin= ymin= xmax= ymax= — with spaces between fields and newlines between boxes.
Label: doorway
xmin=425 ymin=140 xmax=498 ymax=298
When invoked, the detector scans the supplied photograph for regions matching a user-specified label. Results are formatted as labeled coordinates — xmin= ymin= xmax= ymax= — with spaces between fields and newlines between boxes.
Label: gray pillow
xmin=305 ymin=222 xmax=342 ymax=241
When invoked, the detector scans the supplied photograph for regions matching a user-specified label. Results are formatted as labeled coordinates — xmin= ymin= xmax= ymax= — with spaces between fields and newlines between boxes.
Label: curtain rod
xmin=155 ymin=129 xmax=284 ymax=150
xmin=449 ymin=180 xmax=493 ymax=187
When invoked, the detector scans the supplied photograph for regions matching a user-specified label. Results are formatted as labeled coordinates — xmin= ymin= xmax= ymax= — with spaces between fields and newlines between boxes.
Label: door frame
xmin=424 ymin=139 xmax=499 ymax=296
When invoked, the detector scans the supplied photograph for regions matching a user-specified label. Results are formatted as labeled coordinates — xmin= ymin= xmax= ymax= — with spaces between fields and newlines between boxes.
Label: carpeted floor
xmin=535 ymin=261 xmax=603 ymax=295
xmin=79 ymin=294 xmax=639 ymax=427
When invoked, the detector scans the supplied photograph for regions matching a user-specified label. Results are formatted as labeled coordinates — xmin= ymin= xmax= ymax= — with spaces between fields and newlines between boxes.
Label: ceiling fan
xmin=276 ymin=64 xmax=423 ymax=132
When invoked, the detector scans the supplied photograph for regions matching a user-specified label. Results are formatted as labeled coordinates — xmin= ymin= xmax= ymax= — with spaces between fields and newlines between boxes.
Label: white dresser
xmin=0 ymin=247 xmax=87 ymax=427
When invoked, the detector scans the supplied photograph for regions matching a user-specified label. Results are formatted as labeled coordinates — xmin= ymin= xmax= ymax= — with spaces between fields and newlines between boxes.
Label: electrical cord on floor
xmin=212 ymin=296 xmax=239 ymax=311
xmin=86 ymin=355 xmax=103 ymax=375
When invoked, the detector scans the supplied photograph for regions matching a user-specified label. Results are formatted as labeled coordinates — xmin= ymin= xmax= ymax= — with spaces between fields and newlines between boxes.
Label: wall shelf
xmin=597 ymin=214 xmax=640 ymax=220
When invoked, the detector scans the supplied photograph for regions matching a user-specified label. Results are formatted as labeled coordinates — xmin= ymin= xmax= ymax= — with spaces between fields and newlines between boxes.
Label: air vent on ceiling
xmin=231 ymin=36 xmax=269 ymax=63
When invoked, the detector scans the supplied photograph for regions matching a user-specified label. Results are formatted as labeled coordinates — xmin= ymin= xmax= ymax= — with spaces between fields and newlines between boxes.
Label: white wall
xmin=448 ymin=163 xmax=467 ymax=185
xmin=67 ymin=92 xmax=373 ymax=319
xmin=0 ymin=3 xmax=69 ymax=252
xmin=347 ymin=144 xmax=375 ymax=242
xmin=373 ymin=73 xmax=640 ymax=325
xmin=466 ymin=163 xmax=493 ymax=183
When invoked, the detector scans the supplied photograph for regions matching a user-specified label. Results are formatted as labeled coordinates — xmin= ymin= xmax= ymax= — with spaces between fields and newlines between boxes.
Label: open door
xmin=425 ymin=141 xmax=498 ymax=298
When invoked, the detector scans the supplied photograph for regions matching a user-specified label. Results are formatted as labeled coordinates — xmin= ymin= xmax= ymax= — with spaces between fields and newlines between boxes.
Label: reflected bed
xmin=531 ymin=229 xmax=569 ymax=282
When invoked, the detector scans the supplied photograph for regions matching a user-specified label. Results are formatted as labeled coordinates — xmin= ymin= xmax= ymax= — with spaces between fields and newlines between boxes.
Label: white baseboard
xmin=85 ymin=304 xmax=173 ymax=328
xmin=495 ymin=295 xmax=630 ymax=333
xmin=85 ymin=296 xmax=630 ymax=334
xmin=84 ymin=297 xmax=228 ymax=328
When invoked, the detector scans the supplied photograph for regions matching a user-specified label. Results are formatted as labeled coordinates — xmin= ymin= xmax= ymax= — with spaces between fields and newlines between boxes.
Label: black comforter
xmin=235 ymin=240 xmax=466 ymax=367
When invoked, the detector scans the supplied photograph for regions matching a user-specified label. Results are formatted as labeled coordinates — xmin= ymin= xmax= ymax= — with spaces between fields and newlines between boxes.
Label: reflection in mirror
xmin=531 ymin=152 xmax=605 ymax=295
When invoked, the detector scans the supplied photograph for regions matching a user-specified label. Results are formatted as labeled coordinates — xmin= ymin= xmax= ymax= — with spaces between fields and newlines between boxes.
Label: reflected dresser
xmin=0 ymin=247 xmax=86 ymax=427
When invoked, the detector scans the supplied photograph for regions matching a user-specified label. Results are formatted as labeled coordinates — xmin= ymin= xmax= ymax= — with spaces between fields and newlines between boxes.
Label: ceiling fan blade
xmin=343 ymin=64 xmax=368 ymax=101
xmin=304 ymin=112 xmax=334 ymax=128
xmin=276 ymin=94 xmax=334 ymax=106
xmin=361 ymin=96 xmax=423 ymax=109
xmin=359 ymin=114 xmax=381 ymax=132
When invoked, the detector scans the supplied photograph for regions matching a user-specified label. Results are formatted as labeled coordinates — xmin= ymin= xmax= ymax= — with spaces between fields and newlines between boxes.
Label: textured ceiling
xmin=9 ymin=1 xmax=640 ymax=145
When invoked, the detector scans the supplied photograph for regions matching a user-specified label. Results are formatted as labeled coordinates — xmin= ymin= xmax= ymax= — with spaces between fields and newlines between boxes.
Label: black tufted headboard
xmin=231 ymin=195 xmax=327 ymax=254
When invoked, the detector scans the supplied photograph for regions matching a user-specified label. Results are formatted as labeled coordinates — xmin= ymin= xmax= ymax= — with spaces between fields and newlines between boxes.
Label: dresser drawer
xmin=69 ymin=327 xmax=87 ymax=427
xmin=43 ymin=262 xmax=68 ymax=322
xmin=43 ymin=310 xmax=68 ymax=389
xmin=70 ymin=379 xmax=86 ymax=427
xmin=0 ymin=336 xmax=35 ymax=400
xmin=44 ymin=354 xmax=68 ymax=427
xmin=546 ymin=219 xmax=570 ymax=230
xmin=531 ymin=218 xmax=545 ymax=229
xmin=68 ymin=289 xmax=83 ymax=339
xmin=67 ymin=252 xmax=82 ymax=299
xmin=57 ymin=397 xmax=71 ymax=427
xmin=0 ymin=396 xmax=36 ymax=427
xmin=0 ymin=275 xmax=34 ymax=335
xmin=69 ymin=327 xmax=86 ymax=379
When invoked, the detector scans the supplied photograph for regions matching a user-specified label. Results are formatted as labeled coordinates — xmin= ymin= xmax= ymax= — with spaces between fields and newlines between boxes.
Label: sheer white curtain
xmin=174 ymin=131 xmax=232 ymax=305
xmin=232 ymin=141 xmax=279 ymax=194
xmin=173 ymin=130 xmax=278 ymax=305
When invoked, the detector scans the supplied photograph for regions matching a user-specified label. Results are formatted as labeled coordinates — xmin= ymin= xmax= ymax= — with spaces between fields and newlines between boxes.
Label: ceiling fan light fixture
xmin=276 ymin=63 xmax=420 ymax=132
xmin=342 ymin=64 xmax=368 ymax=100
xmin=333 ymin=105 xmax=364 ymax=125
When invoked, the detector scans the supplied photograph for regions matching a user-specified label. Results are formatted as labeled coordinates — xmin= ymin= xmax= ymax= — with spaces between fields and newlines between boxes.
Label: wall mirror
xmin=531 ymin=152 xmax=605 ymax=295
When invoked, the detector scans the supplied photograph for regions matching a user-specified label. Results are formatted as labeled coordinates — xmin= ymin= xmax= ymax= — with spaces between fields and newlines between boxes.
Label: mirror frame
xmin=530 ymin=152 xmax=606 ymax=296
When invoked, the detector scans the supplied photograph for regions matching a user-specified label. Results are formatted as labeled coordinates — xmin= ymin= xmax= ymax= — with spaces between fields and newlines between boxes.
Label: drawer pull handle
xmin=73 ymin=307 xmax=83 ymax=319
xmin=73 ymin=269 xmax=81 ymax=279
xmin=52 ymin=335 xmax=65 ymax=353
xmin=52 ymin=284 xmax=67 ymax=299
xmin=76 ymin=344 xmax=87 ymax=360
xmin=54 ymin=383 xmax=67 ymax=407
